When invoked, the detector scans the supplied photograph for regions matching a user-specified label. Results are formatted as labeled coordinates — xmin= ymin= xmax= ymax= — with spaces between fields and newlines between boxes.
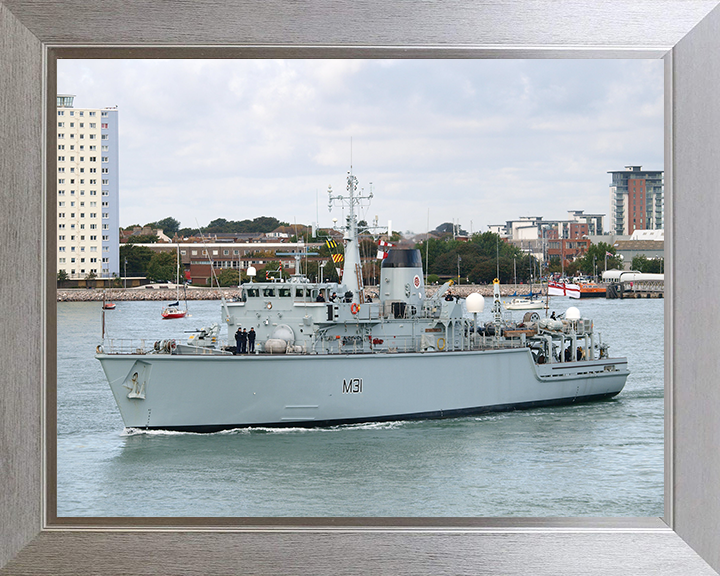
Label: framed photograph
xmin=2 ymin=1 xmax=720 ymax=574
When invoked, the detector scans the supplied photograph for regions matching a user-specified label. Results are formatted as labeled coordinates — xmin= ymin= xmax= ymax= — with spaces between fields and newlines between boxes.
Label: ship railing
xmin=98 ymin=338 xmax=151 ymax=355
xmin=315 ymin=334 xmax=530 ymax=355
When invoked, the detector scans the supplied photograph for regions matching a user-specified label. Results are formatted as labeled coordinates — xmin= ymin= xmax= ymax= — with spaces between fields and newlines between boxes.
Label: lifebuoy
xmin=437 ymin=337 xmax=446 ymax=350
xmin=351 ymin=303 xmax=360 ymax=315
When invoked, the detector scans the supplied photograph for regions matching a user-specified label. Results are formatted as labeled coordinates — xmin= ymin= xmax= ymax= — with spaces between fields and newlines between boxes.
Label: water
xmin=57 ymin=297 xmax=664 ymax=517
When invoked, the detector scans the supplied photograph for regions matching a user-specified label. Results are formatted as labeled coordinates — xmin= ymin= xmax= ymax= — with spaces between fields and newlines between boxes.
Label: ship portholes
xmin=437 ymin=337 xmax=446 ymax=351
xmin=266 ymin=302 xmax=273 ymax=310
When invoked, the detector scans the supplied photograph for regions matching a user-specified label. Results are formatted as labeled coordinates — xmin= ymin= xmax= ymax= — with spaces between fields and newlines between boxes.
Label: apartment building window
xmin=69 ymin=111 xmax=74 ymax=116
xmin=90 ymin=213 xmax=96 ymax=218
xmin=58 ymin=145 xmax=64 ymax=150
xmin=90 ymin=202 xmax=96 ymax=207
xmin=90 ymin=224 xmax=97 ymax=230
xmin=102 ymin=179 xmax=109 ymax=185
xmin=58 ymin=212 xmax=65 ymax=218
xmin=102 ymin=258 xmax=109 ymax=263
xmin=70 ymin=122 xmax=74 ymax=127
xmin=102 ymin=213 xmax=108 ymax=219
xmin=80 ymin=213 xmax=85 ymax=218
xmin=102 ymin=146 xmax=108 ymax=151
xmin=89 ymin=156 xmax=96 ymax=162
xmin=79 ymin=123 xmax=84 ymax=128
xmin=101 ymin=111 xmax=107 ymax=116
xmin=89 ymin=168 xmax=97 ymax=173
xmin=58 ymin=111 xmax=64 ymax=116
xmin=58 ymin=156 xmax=65 ymax=161
xmin=59 ymin=224 xmax=65 ymax=229
xmin=89 ymin=145 xmax=96 ymax=151
xmin=90 ymin=258 xmax=97 ymax=263
xmin=101 ymin=134 xmax=108 ymax=140
xmin=102 ymin=224 xmax=108 ymax=230
xmin=59 ymin=247 xmax=65 ymax=252
xmin=102 ymin=157 xmax=108 ymax=162
xmin=70 ymin=134 xmax=74 ymax=138
xmin=58 ymin=122 xmax=64 ymax=127
xmin=90 ymin=235 xmax=97 ymax=241
xmin=90 ymin=190 xmax=97 ymax=196
xmin=58 ymin=202 xmax=65 ymax=207
xmin=58 ymin=167 xmax=65 ymax=173
xmin=89 ymin=179 xmax=97 ymax=184
xmin=59 ymin=190 xmax=65 ymax=195
xmin=58 ymin=179 xmax=64 ymax=184
xmin=80 ymin=224 xmax=85 ymax=230
xmin=102 ymin=235 xmax=108 ymax=241
xmin=59 ymin=259 xmax=65 ymax=264
xmin=79 ymin=111 xmax=83 ymax=116
xmin=101 ymin=168 xmax=108 ymax=174
xmin=59 ymin=235 xmax=65 ymax=240
xmin=102 ymin=190 xmax=108 ymax=196
xmin=101 ymin=201 xmax=108 ymax=207
xmin=89 ymin=123 xmax=96 ymax=128
xmin=89 ymin=134 xmax=95 ymax=139
xmin=58 ymin=134 xmax=64 ymax=138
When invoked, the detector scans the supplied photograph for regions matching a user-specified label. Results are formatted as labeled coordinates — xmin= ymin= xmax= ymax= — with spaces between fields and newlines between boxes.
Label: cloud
xmin=57 ymin=59 xmax=663 ymax=234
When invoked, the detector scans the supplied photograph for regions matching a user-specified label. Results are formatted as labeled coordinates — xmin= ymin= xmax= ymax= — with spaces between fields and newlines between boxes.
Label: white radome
xmin=565 ymin=306 xmax=581 ymax=320
xmin=466 ymin=292 xmax=485 ymax=313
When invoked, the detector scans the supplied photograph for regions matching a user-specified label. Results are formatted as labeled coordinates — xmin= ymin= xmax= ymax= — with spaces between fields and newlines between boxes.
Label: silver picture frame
xmin=2 ymin=1 xmax=720 ymax=573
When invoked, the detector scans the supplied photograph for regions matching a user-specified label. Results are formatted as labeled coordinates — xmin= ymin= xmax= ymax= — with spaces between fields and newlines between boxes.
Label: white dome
xmin=565 ymin=306 xmax=581 ymax=320
xmin=247 ymin=266 xmax=257 ymax=277
xmin=466 ymin=292 xmax=485 ymax=313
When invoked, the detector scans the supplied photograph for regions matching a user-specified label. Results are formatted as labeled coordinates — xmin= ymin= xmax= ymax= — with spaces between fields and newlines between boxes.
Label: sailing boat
xmin=161 ymin=244 xmax=188 ymax=319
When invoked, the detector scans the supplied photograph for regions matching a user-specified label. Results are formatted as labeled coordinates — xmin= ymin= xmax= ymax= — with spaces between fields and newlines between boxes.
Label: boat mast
xmin=328 ymin=170 xmax=373 ymax=304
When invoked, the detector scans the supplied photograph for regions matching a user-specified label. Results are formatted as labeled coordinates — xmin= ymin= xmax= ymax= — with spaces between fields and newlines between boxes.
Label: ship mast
xmin=328 ymin=170 xmax=373 ymax=304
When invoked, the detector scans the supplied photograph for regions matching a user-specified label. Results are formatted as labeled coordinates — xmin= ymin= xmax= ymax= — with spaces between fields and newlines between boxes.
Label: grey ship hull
xmin=97 ymin=348 xmax=628 ymax=432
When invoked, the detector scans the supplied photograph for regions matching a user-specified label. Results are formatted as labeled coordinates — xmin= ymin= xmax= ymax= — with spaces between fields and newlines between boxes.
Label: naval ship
xmin=96 ymin=172 xmax=629 ymax=432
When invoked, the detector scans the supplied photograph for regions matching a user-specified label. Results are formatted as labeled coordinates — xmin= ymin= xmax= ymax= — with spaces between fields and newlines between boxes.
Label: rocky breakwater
xmin=57 ymin=287 xmax=243 ymax=302
xmin=57 ymin=284 xmax=546 ymax=302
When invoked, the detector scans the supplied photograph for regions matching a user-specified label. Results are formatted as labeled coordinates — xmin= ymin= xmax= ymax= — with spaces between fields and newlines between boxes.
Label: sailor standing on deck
xmin=234 ymin=327 xmax=242 ymax=355
xmin=240 ymin=328 xmax=248 ymax=354
xmin=248 ymin=328 xmax=256 ymax=353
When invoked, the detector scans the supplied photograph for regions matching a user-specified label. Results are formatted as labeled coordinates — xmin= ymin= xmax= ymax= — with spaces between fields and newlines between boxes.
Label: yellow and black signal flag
xmin=326 ymin=238 xmax=338 ymax=250
xmin=332 ymin=253 xmax=344 ymax=263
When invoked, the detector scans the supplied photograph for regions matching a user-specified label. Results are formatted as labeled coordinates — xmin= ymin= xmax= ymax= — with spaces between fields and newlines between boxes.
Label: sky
xmin=57 ymin=59 xmax=663 ymax=236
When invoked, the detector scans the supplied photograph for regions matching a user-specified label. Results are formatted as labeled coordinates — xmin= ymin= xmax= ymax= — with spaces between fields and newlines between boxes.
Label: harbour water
xmin=57 ymin=297 xmax=663 ymax=517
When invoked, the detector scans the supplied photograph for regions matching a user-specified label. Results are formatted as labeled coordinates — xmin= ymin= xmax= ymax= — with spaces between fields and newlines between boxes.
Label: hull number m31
xmin=342 ymin=378 xmax=363 ymax=394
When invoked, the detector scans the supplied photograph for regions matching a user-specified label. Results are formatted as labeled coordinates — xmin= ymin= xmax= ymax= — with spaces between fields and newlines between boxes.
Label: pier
xmin=605 ymin=280 xmax=664 ymax=299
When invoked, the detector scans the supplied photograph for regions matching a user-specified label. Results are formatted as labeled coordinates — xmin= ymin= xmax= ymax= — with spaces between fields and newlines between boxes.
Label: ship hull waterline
xmin=97 ymin=347 xmax=629 ymax=432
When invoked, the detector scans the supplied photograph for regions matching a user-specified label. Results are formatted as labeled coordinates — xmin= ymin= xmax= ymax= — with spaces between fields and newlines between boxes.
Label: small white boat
xmin=503 ymin=297 xmax=547 ymax=311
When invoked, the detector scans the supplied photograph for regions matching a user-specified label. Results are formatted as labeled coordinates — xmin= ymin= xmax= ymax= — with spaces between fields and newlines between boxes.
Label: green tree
xmin=576 ymin=242 xmax=622 ymax=275
xmin=146 ymin=251 xmax=177 ymax=283
xmin=217 ymin=268 xmax=240 ymax=287
xmin=119 ymin=244 xmax=154 ymax=277
xmin=145 ymin=217 xmax=180 ymax=236
xmin=631 ymin=254 xmax=664 ymax=273
xmin=57 ymin=270 xmax=68 ymax=285
xmin=125 ymin=234 xmax=158 ymax=244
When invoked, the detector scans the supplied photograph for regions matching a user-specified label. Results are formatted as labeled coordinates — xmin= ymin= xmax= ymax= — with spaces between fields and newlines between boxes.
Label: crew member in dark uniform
xmin=239 ymin=328 xmax=248 ymax=354
xmin=234 ymin=327 xmax=242 ymax=355
xmin=248 ymin=327 xmax=256 ymax=353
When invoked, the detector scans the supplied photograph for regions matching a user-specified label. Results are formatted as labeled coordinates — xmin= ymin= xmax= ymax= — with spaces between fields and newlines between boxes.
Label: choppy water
xmin=57 ymin=297 xmax=663 ymax=517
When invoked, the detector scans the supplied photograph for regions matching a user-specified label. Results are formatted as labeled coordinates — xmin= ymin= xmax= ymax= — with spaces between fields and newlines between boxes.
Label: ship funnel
xmin=380 ymin=249 xmax=424 ymax=318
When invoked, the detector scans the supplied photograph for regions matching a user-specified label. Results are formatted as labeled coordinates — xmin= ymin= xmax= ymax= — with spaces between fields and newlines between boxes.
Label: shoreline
xmin=57 ymin=284 xmax=547 ymax=302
